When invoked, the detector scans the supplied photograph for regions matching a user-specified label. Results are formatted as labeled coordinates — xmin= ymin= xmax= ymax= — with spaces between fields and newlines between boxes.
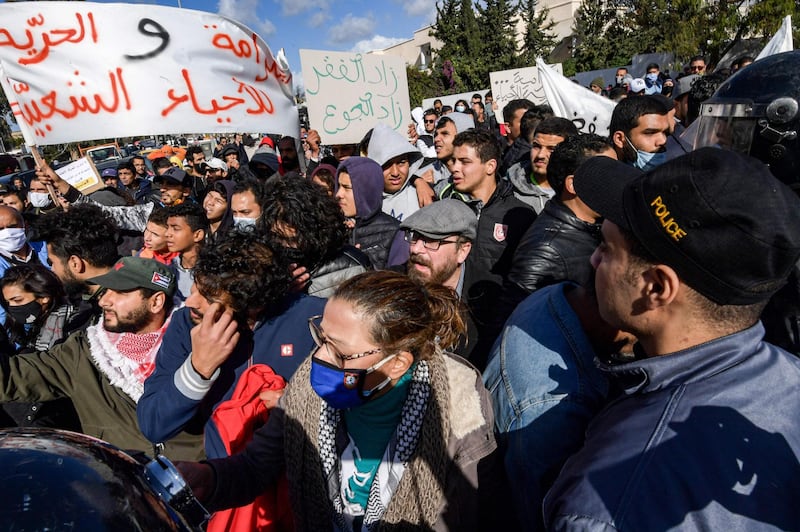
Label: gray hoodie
xmin=368 ymin=123 xmax=424 ymax=222
xmin=504 ymin=160 xmax=555 ymax=214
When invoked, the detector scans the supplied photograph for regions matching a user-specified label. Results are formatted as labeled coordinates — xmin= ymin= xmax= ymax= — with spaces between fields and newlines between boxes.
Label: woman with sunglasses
xmin=179 ymin=270 xmax=504 ymax=530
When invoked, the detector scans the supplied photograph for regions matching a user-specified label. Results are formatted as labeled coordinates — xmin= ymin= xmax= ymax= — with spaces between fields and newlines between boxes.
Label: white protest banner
xmin=489 ymin=64 xmax=562 ymax=123
xmin=0 ymin=1 xmax=297 ymax=146
xmin=300 ymin=49 xmax=410 ymax=145
xmin=536 ymin=58 xmax=616 ymax=136
xmin=54 ymin=156 xmax=104 ymax=194
xmin=756 ymin=15 xmax=793 ymax=60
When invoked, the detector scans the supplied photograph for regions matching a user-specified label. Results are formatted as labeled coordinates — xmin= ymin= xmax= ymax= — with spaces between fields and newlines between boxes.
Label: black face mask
xmin=281 ymin=247 xmax=307 ymax=266
xmin=7 ymin=301 xmax=43 ymax=325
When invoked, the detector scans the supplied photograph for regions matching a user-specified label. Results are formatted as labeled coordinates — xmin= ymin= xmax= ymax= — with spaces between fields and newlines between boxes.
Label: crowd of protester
xmin=0 ymin=49 xmax=798 ymax=531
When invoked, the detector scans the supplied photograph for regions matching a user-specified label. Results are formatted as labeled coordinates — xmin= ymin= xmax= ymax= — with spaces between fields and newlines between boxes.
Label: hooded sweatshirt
xmin=338 ymin=157 xmax=409 ymax=269
xmin=504 ymin=160 xmax=555 ymax=214
xmin=207 ymin=179 xmax=235 ymax=240
xmin=367 ymin=124 xmax=424 ymax=222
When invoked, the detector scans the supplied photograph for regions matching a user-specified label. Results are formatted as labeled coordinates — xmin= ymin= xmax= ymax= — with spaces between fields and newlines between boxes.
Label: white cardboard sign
xmin=300 ymin=49 xmax=411 ymax=145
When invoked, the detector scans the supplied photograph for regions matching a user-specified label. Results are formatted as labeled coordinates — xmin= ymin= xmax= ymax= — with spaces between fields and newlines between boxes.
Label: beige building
xmin=369 ymin=0 xmax=581 ymax=68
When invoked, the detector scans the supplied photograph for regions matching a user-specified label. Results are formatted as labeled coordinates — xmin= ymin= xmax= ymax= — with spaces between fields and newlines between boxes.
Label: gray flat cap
xmin=399 ymin=199 xmax=477 ymax=241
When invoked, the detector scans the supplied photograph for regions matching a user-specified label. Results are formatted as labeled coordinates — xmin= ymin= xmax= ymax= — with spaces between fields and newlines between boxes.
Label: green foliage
xmin=406 ymin=66 xmax=446 ymax=107
xmin=571 ymin=0 xmax=631 ymax=72
xmin=478 ymin=0 xmax=519 ymax=74
xmin=569 ymin=0 xmax=798 ymax=72
xmin=430 ymin=0 xmax=557 ymax=92
xmin=518 ymin=0 xmax=558 ymax=67
xmin=0 ymin=90 xmax=13 ymax=150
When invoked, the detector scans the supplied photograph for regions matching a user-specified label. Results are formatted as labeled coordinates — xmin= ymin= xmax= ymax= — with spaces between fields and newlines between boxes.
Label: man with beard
xmin=399 ymin=199 xmax=475 ymax=289
xmin=0 ymin=256 xmax=204 ymax=459
xmin=138 ymin=230 xmax=325 ymax=459
xmin=277 ymin=136 xmax=300 ymax=175
xmin=398 ymin=199 xmax=478 ymax=358
xmin=34 ymin=204 xmax=120 ymax=332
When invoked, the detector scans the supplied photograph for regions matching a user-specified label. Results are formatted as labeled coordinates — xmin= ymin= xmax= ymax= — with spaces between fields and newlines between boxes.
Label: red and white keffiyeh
xmin=86 ymin=314 xmax=172 ymax=402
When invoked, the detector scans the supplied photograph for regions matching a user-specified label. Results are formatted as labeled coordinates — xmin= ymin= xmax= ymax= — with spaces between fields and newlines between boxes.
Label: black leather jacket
xmin=505 ymin=198 xmax=601 ymax=304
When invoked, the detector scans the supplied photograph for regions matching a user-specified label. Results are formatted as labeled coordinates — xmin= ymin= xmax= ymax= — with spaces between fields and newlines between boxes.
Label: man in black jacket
xmin=441 ymin=129 xmax=537 ymax=369
xmin=502 ymin=134 xmax=615 ymax=312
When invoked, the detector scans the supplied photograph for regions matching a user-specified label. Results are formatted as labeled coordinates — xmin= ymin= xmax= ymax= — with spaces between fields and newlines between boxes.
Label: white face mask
xmin=28 ymin=191 xmax=51 ymax=208
xmin=0 ymin=227 xmax=27 ymax=254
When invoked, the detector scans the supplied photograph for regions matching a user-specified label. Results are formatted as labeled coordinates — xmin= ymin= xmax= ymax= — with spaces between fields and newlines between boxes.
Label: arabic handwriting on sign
xmin=571 ymin=112 xmax=598 ymax=134
xmin=12 ymin=82 xmax=29 ymax=94
xmin=124 ymin=18 xmax=170 ymax=60
xmin=207 ymin=27 xmax=290 ymax=85
xmin=306 ymin=54 xmax=367 ymax=95
xmin=9 ymin=67 xmax=131 ymax=139
xmin=0 ymin=12 xmax=98 ymax=66
xmin=322 ymin=93 xmax=403 ymax=135
xmin=161 ymin=68 xmax=276 ymax=121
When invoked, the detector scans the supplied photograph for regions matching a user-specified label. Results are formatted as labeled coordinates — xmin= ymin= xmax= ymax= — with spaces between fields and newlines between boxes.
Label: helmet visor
xmin=694 ymin=101 xmax=759 ymax=154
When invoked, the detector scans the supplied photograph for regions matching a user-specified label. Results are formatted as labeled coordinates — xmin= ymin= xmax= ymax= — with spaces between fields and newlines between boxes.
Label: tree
xmin=406 ymin=66 xmax=445 ymax=107
xmin=477 ymin=0 xmax=519 ymax=79
xmin=0 ymin=91 xmax=12 ymax=151
xmin=430 ymin=0 xmax=485 ymax=91
xmin=571 ymin=0 xmax=632 ymax=72
xmin=517 ymin=0 xmax=557 ymax=67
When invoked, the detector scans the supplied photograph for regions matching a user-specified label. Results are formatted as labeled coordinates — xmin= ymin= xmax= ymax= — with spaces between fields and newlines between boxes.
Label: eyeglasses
xmin=424 ymin=119 xmax=436 ymax=124
xmin=404 ymin=230 xmax=459 ymax=251
xmin=308 ymin=315 xmax=382 ymax=365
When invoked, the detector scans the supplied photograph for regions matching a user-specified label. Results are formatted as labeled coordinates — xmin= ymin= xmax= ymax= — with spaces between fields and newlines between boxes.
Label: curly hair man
xmin=137 ymin=229 xmax=326 ymax=459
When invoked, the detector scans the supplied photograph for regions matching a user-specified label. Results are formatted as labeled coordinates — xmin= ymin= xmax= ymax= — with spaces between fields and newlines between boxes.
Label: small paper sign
xmin=54 ymin=155 xmax=104 ymax=194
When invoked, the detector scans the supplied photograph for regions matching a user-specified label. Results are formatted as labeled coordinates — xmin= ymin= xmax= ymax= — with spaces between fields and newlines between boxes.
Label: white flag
xmin=756 ymin=15 xmax=793 ymax=60
xmin=536 ymin=58 xmax=616 ymax=137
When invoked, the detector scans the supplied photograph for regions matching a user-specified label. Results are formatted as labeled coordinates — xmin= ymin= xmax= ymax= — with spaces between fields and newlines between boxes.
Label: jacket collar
xmin=544 ymin=198 xmax=602 ymax=234
xmin=598 ymin=322 xmax=765 ymax=395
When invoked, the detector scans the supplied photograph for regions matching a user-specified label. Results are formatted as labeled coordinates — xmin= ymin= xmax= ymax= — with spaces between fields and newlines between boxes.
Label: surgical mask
xmin=233 ymin=217 xmax=257 ymax=230
xmin=310 ymin=353 xmax=396 ymax=410
xmin=626 ymin=137 xmax=667 ymax=171
xmin=28 ymin=192 xmax=51 ymax=208
xmin=7 ymin=300 xmax=43 ymax=325
xmin=455 ymin=105 xmax=466 ymax=112
xmin=646 ymin=73 xmax=658 ymax=83
xmin=0 ymin=227 xmax=27 ymax=254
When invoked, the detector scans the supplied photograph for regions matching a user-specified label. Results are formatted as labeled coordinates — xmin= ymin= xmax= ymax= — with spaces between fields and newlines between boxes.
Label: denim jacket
xmin=545 ymin=323 xmax=800 ymax=531
xmin=483 ymin=282 xmax=609 ymax=530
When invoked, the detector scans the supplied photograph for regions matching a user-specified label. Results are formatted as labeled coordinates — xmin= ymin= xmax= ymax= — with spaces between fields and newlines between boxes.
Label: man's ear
xmin=642 ymin=264 xmax=681 ymax=309
xmin=149 ymin=290 xmax=167 ymax=314
xmin=485 ymin=158 xmax=498 ymax=176
xmin=68 ymin=255 xmax=85 ymax=275
xmin=456 ymin=241 xmax=472 ymax=264
xmin=612 ymin=130 xmax=627 ymax=150
xmin=192 ymin=229 xmax=206 ymax=244
xmin=564 ymin=175 xmax=577 ymax=195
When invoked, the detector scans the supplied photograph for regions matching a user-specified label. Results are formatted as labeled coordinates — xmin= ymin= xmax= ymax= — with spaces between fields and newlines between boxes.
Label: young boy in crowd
xmin=165 ymin=203 xmax=207 ymax=301
xmin=137 ymin=207 xmax=179 ymax=266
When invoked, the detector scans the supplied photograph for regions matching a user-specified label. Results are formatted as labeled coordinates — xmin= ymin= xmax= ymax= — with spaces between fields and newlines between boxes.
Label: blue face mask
xmin=310 ymin=353 xmax=396 ymax=410
xmin=627 ymin=137 xmax=667 ymax=171
xmin=646 ymin=72 xmax=659 ymax=83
